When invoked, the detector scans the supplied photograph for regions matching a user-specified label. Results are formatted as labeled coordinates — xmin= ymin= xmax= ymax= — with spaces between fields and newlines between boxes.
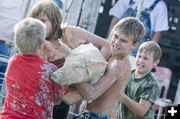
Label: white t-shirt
xmin=109 ymin=0 xmax=169 ymax=32
xmin=0 ymin=0 xmax=38 ymax=41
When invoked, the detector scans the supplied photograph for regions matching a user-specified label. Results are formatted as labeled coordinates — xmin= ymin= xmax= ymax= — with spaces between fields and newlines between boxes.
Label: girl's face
xmin=110 ymin=30 xmax=135 ymax=56
xmin=39 ymin=15 xmax=53 ymax=38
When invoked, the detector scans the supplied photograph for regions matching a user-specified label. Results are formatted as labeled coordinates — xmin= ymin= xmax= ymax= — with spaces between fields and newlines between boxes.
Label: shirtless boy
xmin=75 ymin=17 xmax=145 ymax=119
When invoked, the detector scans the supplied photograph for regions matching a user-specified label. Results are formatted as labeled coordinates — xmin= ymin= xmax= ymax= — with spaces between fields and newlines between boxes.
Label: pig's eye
xmin=73 ymin=65 xmax=83 ymax=70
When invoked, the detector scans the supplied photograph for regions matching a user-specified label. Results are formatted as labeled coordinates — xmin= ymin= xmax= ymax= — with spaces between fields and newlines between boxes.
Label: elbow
xmin=138 ymin=113 xmax=145 ymax=117
xmin=87 ymin=94 xmax=97 ymax=101
xmin=89 ymin=95 xmax=97 ymax=101
xmin=66 ymin=101 xmax=76 ymax=105
xmin=137 ymin=104 xmax=150 ymax=117
xmin=63 ymin=97 xmax=82 ymax=105
xmin=139 ymin=114 xmax=146 ymax=118
xmin=83 ymin=91 xmax=98 ymax=101
xmin=61 ymin=97 xmax=72 ymax=105
xmin=65 ymin=101 xmax=73 ymax=105
xmin=62 ymin=93 xmax=82 ymax=105
xmin=85 ymin=96 xmax=97 ymax=104
xmin=137 ymin=110 xmax=147 ymax=117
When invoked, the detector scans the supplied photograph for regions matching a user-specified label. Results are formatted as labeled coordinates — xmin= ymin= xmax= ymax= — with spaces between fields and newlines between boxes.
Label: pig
xmin=51 ymin=43 xmax=108 ymax=86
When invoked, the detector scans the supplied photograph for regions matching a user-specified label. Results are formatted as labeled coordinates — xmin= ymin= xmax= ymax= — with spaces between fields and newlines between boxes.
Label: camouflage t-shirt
xmin=120 ymin=70 xmax=160 ymax=119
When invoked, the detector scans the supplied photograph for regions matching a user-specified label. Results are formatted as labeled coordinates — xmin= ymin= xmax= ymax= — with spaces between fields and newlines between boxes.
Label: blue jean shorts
xmin=73 ymin=111 xmax=110 ymax=119
xmin=0 ymin=41 xmax=12 ymax=88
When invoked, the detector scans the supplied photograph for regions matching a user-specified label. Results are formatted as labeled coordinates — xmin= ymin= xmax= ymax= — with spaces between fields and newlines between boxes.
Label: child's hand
xmin=119 ymin=91 xmax=125 ymax=101
xmin=78 ymin=100 xmax=87 ymax=113
xmin=44 ymin=40 xmax=65 ymax=64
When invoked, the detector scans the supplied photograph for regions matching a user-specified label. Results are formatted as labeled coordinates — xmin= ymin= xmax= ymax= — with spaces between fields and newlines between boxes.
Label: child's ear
xmin=153 ymin=59 xmax=160 ymax=67
xmin=41 ymin=42 xmax=45 ymax=49
xmin=40 ymin=41 xmax=48 ymax=60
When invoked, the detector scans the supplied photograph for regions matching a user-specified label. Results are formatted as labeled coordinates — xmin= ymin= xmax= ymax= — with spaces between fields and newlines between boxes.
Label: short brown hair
xmin=138 ymin=41 xmax=162 ymax=61
xmin=110 ymin=17 xmax=145 ymax=44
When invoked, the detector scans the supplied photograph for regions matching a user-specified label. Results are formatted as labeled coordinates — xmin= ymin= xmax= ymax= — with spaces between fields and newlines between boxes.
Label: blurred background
xmin=0 ymin=0 xmax=180 ymax=114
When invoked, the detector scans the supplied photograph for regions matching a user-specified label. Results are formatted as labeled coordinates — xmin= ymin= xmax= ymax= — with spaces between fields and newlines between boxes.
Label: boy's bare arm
xmin=65 ymin=26 xmax=111 ymax=60
xmin=121 ymin=93 xmax=152 ymax=117
xmin=75 ymin=61 xmax=122 ymax=101
xmin=61 ymin=90 xmax=82 ymax=105
xmin=84 ymin=28 xmax=111 ymax=60
xmin=75 ymin=73 xmax=117 ymax=101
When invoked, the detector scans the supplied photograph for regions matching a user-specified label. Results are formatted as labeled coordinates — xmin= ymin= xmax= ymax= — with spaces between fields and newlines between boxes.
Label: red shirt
xmin=0 ymin=54 xmax=69 ymax=119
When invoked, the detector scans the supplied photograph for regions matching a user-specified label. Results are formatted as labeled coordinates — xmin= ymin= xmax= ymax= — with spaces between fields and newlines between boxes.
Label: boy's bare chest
xmin=87 ymin=81 xmax=122 ymax=116
xmin=107 ymin=58 xmax=128 ymax=77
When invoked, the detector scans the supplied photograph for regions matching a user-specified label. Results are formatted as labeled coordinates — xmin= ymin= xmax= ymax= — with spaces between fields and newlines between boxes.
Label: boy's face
xmin=39 ymin=15 xmax=53 ymax=38
xmin=110 ymin=30 xmax=135 ymax=56
xmin=135 ymin=51 xmax=159 ymax=77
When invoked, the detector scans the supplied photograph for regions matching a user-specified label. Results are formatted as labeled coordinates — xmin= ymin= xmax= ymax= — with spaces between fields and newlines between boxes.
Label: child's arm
xmin=121 ymin=93 xmax=152 ymax=117
xmin=52 ymin=82 xmax=82 ymax=105
xmin=61 ymin=89 xmax=82 ymax=105
xmin=121 ymin=81 xmax=161 ymax=117
xmin=75 ymin=74 xmax=117 ymax=102
xmin=64 ymin=26 xmax=111 ymax=60
xmin=75 ymin=62 xmax=119 ymax=102
xmin=120 ymin=75 xmax=161 ymax=117
xmin=48 ymin=63 xmax=82 ymax=105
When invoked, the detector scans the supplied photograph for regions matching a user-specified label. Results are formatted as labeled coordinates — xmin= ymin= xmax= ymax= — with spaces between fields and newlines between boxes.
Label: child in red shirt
xmin=0 ymin=18 xmax=82 ymax=119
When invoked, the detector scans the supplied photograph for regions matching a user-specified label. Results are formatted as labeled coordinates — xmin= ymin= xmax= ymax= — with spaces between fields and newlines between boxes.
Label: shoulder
xmin=141 ymin=73 xmax=161 ymax=102
xmin=117 ymin=57 xmax=131 ymax=72
xmin=62 ymin=25 xmax=87 ymax=40
xmin=155 ymin=0 xmax=167 ymax=9
xmin=62 ymin=25 xmax=84 ymax=34
xmin=6 ymin=54 xmax=19 ymax=69
xmin=149 ymin=73 xmax=159 ymax=83
xmin=145 ymin=73 xmax=158 ymax=83
xmin=158 ymin=0 xmax=167 ymax=6
xmin=8 ymin=54 xmax=17 ymax=62
xmin=109 ymin=57 xmax=131 ymax=77
xmin=41 ymin=62 xmax=58 ymax=73
xmin=62 ymin=25 xmax=75 ymax=36
xmin=62 ymin=25 xmax=76 ymax=31
xmin=39 ymin=62 xmax=59 ymax=82
xmin=143 ymin=73 xmax=160 ymax=90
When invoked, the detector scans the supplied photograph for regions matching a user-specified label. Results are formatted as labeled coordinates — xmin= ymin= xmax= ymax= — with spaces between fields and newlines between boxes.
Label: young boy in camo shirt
xmin=120 ymin=41 xmax=161 ymax=119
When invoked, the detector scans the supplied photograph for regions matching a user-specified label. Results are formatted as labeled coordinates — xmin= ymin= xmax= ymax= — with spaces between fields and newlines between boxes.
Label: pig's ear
xmin=58 ymin=39 xmax=72 ymax=57
xmin=87 ymin=60 xmax=108 ymax=84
